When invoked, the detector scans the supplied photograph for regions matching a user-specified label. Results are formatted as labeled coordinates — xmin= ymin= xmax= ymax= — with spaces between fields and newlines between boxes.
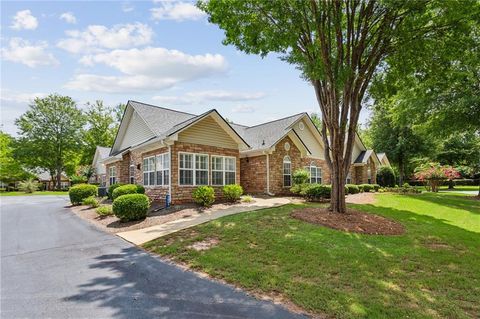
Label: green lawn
xmin=0 ymin=191 xmax=69 ymax=196
xmin=144 ymin=193 xmax=480 ymax=318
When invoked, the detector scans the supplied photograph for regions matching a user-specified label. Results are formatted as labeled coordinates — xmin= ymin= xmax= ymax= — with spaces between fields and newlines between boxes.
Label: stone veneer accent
xmin=106 ymin=142 xmax=240 ymax=204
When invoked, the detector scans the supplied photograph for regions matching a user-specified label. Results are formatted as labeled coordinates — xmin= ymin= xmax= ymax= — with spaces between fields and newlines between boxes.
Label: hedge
xmin=108 ymin=183 xmax=125 ymax=199
xmin=305 ymin=184 xmax=331 ymax=201
xmin=360 ymin=184 xmax=374 ymax=192
xmin=112 ymin=194 xmax=150 ymax=222
xmin=346 ymin=184 xmax=360 ymax=194
xmin=69 ymin=184 xmax=98 ymax=205
xmin=223 ymin=184 xmax=243 ymax=202
xmin=112 ymin=184 xmax=145 ymax=200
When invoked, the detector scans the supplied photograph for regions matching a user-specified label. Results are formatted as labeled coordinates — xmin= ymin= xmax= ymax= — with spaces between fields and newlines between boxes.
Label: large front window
xmin=109 ymin=166 xmax=116 ymax=185
xmin=143 ymin=157 xmax=155 ymax=186
xmin=143 ymin=153 xmax=170 ymax=186
xmin=212 ymin=156 xmax=236 ymax=186
xmin=308 ymin=164 xmax=322 ymax=184
xmin=179 ymin=153 xmax=208 ymax=186
xmin=283 ymin=156 xmax=291 ymax=187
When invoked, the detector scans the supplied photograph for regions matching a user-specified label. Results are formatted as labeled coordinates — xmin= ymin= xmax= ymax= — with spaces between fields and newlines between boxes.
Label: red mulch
xmin=291 ymin=208 xmax=405 ymax=235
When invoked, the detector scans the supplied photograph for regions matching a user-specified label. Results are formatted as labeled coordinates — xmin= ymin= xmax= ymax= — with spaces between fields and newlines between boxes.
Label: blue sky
xmin=1 ymin=0 xmax=369 ymax=136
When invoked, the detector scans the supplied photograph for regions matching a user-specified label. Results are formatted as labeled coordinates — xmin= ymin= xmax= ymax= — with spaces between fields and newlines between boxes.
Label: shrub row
xmin=192 ymin=184 xmax=244 ymax=207
xmin=292 ymin=182 xmax=381 ymax=201
xmin=112 ymin=193 xmax=150 ymax=222
xmin=69 ymin=184 xmax=98 ymax=205
xmin=112 ymin=184 xmax=145 ymax=200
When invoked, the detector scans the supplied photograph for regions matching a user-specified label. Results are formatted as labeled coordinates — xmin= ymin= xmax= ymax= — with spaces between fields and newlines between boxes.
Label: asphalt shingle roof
xmin=354 ymin=150 xmax=374 ymax=164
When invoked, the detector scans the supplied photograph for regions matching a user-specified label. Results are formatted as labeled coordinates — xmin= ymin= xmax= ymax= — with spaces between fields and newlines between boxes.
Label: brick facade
xmin=240 ymin=155 xmax=267 ymax=194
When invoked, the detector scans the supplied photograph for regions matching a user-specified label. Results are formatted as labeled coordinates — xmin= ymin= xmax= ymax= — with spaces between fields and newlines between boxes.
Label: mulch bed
xmin=291 ymin=208 xmax=405 ymax=235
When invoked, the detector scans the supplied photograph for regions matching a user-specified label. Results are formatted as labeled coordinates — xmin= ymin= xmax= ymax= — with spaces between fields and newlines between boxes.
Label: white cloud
xmin=60 ymin=12 xmax=77 ymax=24
xmin=1 ymin=38 xmax=59 ymax=67
xmin=232 ymin=104 xmax=257 ymax=113
xmin=10 ymin=10 xmax=38 ymax=30
xmin=57 ymin=23 xmax=153 ymax=53
xmin=150 ymin=1 xmax=206 ymax=21
xmin=153 ymin=90 xmax=266 ymax=105
xmin=122 ymin=2 xmax=135 ymax=12
xmin=66 ymin=47 xmax=227 ymax=93
xmin=0 ymin=89 xmax=47 ymax=104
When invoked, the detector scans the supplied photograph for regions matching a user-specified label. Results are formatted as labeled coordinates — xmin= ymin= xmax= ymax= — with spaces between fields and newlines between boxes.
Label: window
xmin=143 ymin=156 xmax=155 ymax=186
xmin=308 ymin=164 xmax=322 ymax=184
xmin=283 ymin=156 xmax=291 ymax=187
xmin=101 ymin=174 xmax=106 ymax=187
xmin=129 ymin=165 xmax=135 ymax=184
xmin=367 ymin=168 xmax=372 ymax=184
xmin=346 ymin=172 xmax=352 ymax=184
xmin=179 ymin=153 xmax=208 ymax=186
xmin=155 ymin=153 xmax=170 ymax=186
xmin=109 ymin=166 xmax=116 ymax=185
xmin=212 ymin=156 xmax=236 ymax=186
xmin=60 ymin=181 xmax=69 ymax=189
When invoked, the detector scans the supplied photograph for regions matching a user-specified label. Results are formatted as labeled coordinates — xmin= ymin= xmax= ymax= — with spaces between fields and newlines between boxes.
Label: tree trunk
xmin=398 ymin=158 xmax=404 ymax=186
xmin=56 ymin=167 xmax=62 ymax=190
xmin=330 ymin=161 xmax=346 ymax=213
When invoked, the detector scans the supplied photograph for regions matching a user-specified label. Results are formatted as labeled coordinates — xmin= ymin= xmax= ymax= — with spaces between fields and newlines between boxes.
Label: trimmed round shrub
xmin=112 ymin=194 xmax=150 ymax=222
xmin=69 ymin=184 xmax=98 ymax=205
xmin=292 ymin=168 xmax=310 ymax=185
xmin=192 ymin=186 xmax=215 ymax=207
xmin=82 ymin=196 xmax=99 ymax=208
xmin=108 ymin=183 xmax=125 ymax=199
xmin=223 ymin=184 xmax=243 ymax=202
xmin=346 ymin=184 xmax=360 ymax=194
xmin=361 ymin=184 xmax=374 ymax=192
xmin=112 ymin=184 xmax=145 ymax=200
xmin=376 ymin=166 xmax=396 ymax=187
xmin=96 ymin=205 xmax=113 ymax=216
xmin=305 ymin=184 xmax=331 ymax=201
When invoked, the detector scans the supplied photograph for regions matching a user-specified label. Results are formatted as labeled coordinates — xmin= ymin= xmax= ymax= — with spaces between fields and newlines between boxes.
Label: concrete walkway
xmin=117 ymin=197 xmax=291 ymax=245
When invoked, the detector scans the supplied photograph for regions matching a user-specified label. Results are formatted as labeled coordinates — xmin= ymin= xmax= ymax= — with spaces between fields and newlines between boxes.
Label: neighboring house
xmin=91 ymin=146 xmax=112 ymax=186
xmin=377 ymin=152 xmax=391 ymax=167
xmin=36 ymin=170 xmax=70 ymax=190
xmin=102 ymin=101 xmax=388 ymax=204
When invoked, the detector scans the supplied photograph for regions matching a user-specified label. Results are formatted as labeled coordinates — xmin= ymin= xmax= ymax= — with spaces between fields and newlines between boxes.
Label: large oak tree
xmin=199 ymin=0 xmax=479 ymax=212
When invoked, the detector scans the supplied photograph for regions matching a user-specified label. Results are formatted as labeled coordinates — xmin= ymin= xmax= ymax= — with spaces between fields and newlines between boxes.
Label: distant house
xmin=101 ymin=101 xmax=390 ymax=204
xmin=91 ymin=146 xmax=111 ymax=186
xmin=377 ymin=153 xmax=391 ymax=167
xmin=36 ymin=170 xmax=70 ymax=190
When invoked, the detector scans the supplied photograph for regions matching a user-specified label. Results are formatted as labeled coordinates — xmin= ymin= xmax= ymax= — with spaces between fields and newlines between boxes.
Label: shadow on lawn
xmin=62 ymin=246 xmax=303 ymax=319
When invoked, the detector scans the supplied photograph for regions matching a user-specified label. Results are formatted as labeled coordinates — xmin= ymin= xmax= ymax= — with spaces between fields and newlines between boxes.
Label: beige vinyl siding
xmin=295 ymin=119 xmax=324 ymax=159
xmin=119 ymin=111 xmax=156 ymax=150
xmin=178 ymin=116 xmax=238 ymax=149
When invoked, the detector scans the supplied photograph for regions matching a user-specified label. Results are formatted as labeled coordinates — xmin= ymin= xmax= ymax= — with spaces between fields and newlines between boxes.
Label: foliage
xmin=222 ymin=184 xmax=243 ymax=202
xmin=15 ymin=94 xmax=85 ymax=190
xmin=385 ymin=186 xmax=421 ymax=194
xmin=81 ymin=101 xmax=118 ymax=165
xmin=70 ymin=174 xmax=88 ymax=185
xmin=192 ymin=186 xmax=215 ymax=207
xmin=346 ymin=184 xmax=360 ymax=194
xmin=108 ymin=183 xmax=125 ymax=199
xmin=360 ymin=184 xmax=374 ymax=193
xmin=0 ymin=131 xmax=33 ymax=184
xmin=112 ymin=184 xmax=145 ymax=200
xmin=241 ymin=195 xmax=253 ymax=203
xmin=69 ymin=184 xmax=98 ymax=205
xmin=96 ymin=205 xmax=113 ymax=217
xmin=18 ymin=178 xmax=40 ymax=193
xmin=376 ymin=166 xmax=396 ymax=187
xmin=112 ymin=194 xmax=150 ymax=222
xmin=373 ymin=184 xmax=381 ymax=192
xmin=304 ymin=184 xmax=331 ymax=201
xmin=309 ymin=113 xmax=321 ymax=130
xmin=82 ymin=196 xmax=99 ymax=208
xmin=414 ymin=163 xmax=460 ymax=192
xmin=290 ymin=183 xmax=311 ymax=196
xmin=292 ymin=168 xmax=310 ymax=185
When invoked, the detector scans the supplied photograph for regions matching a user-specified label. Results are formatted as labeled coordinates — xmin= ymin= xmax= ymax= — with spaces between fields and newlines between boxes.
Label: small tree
xmin=376 ymin=166 xmax=396 ymax=187
xmin=414 ymin=163 xmax=460 ymax=192
xmin=18 ymin=178 xmax=40 ymax=193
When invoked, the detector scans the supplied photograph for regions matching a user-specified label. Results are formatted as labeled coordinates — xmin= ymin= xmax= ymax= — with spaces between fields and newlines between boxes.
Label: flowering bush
xmin=414 ymin=163 xmax=460 ymax=192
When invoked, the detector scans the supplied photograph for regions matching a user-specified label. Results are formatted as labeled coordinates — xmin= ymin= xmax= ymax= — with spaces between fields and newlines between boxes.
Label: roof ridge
xmin=128 ymin=100 xmax=197 ymax=117
xmin=245 ymin=112 xmax=307 ymax=129
xmin=169 ymin=109 xmax=215 ymax=129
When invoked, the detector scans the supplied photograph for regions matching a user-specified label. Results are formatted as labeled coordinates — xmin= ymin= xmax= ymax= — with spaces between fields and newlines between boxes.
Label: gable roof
xmin=96 ymin=146 xmax=111 ymax=159
xmin=354 ymin=150 xmax=381 ymax=165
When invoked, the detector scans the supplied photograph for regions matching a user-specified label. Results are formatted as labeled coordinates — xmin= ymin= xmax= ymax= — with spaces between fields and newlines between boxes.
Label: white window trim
xmin=155 ymin=152 xmax=170 ymax=187
xmin=143 ymin=153 xmax=170 ymax=188
xmin=211 ymin=155 xmax=236 ymax=186
xmin=308 ymin=164 xmax=322 ymax=184
xmin=283 ymin=156 xmax=292 ymax=187
xmin=178 ymin=152 xmax=209 ymax=186
xmin=129 ymin=164 xmax=135 ymax=184
xmin=143 ymin=156 xmax=156 ymax=187
xmin=109 ymin=166 xmax=116 ymax=185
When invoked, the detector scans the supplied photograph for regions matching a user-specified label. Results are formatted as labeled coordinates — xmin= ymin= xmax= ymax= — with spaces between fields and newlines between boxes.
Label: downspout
xmin=266 ymin=153 xmax=275 ymax=196
xmin=168 ymin=144 xmax=172 ymax=204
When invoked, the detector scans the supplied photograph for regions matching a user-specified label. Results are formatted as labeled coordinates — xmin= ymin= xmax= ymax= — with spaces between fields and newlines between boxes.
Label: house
xmin=90 ymin=146 xmax=112 ymax=186
xmin=102 ymin=101 xmax=387 ymax=204
xmin=377 ymin=152 xmax=391 ymax=167
xmin=36 ymin=170 xmax=70 ymax=190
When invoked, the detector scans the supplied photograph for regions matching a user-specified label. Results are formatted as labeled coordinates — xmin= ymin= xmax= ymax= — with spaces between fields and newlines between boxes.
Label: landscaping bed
xmin=291 ymin=207 xmax=404 ymax=235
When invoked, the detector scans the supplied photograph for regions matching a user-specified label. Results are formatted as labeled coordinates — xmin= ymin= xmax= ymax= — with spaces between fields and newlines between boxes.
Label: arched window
xmin=283 ymin=156 xmax=291 ymax=187
xmin=308 ymin=162 xmax=322 ymax=184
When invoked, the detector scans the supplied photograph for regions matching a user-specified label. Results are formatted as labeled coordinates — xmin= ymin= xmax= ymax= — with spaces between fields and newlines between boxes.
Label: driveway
xmin=1 ymin=195 xmax=302 ymax=319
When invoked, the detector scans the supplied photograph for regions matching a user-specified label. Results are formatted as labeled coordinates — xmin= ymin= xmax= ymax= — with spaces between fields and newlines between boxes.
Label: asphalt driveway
xmin=1 ymin=195 xmax=301 ymax=319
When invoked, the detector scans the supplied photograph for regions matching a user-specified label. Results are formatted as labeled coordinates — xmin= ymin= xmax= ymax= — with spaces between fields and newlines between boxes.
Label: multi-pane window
xmin=155 ymin=153 xmax=170 ymax=186
xmin=346 ymin=172 xmax=352 ymax=184
xmin=309 ymin=164 xmax=322 ymax=184
xmin=129 ymin=165 xmax=135 ymax=184
xmin=109 ymin=166 xmax=116 ymax=185
xmin=179 ymin=153 xmax=209 ymax=185
xmin=212 ymin=156 xmax=236 ymax=186
xmin=283 ymin=156 xmax=292 ymax=187
xmin=143 ymin=156 xmax=155 ymax=186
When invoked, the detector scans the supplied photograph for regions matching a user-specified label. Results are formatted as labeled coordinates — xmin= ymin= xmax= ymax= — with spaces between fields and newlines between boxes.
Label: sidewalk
xmin=117 ymin=197 xmax=291 ymax=245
